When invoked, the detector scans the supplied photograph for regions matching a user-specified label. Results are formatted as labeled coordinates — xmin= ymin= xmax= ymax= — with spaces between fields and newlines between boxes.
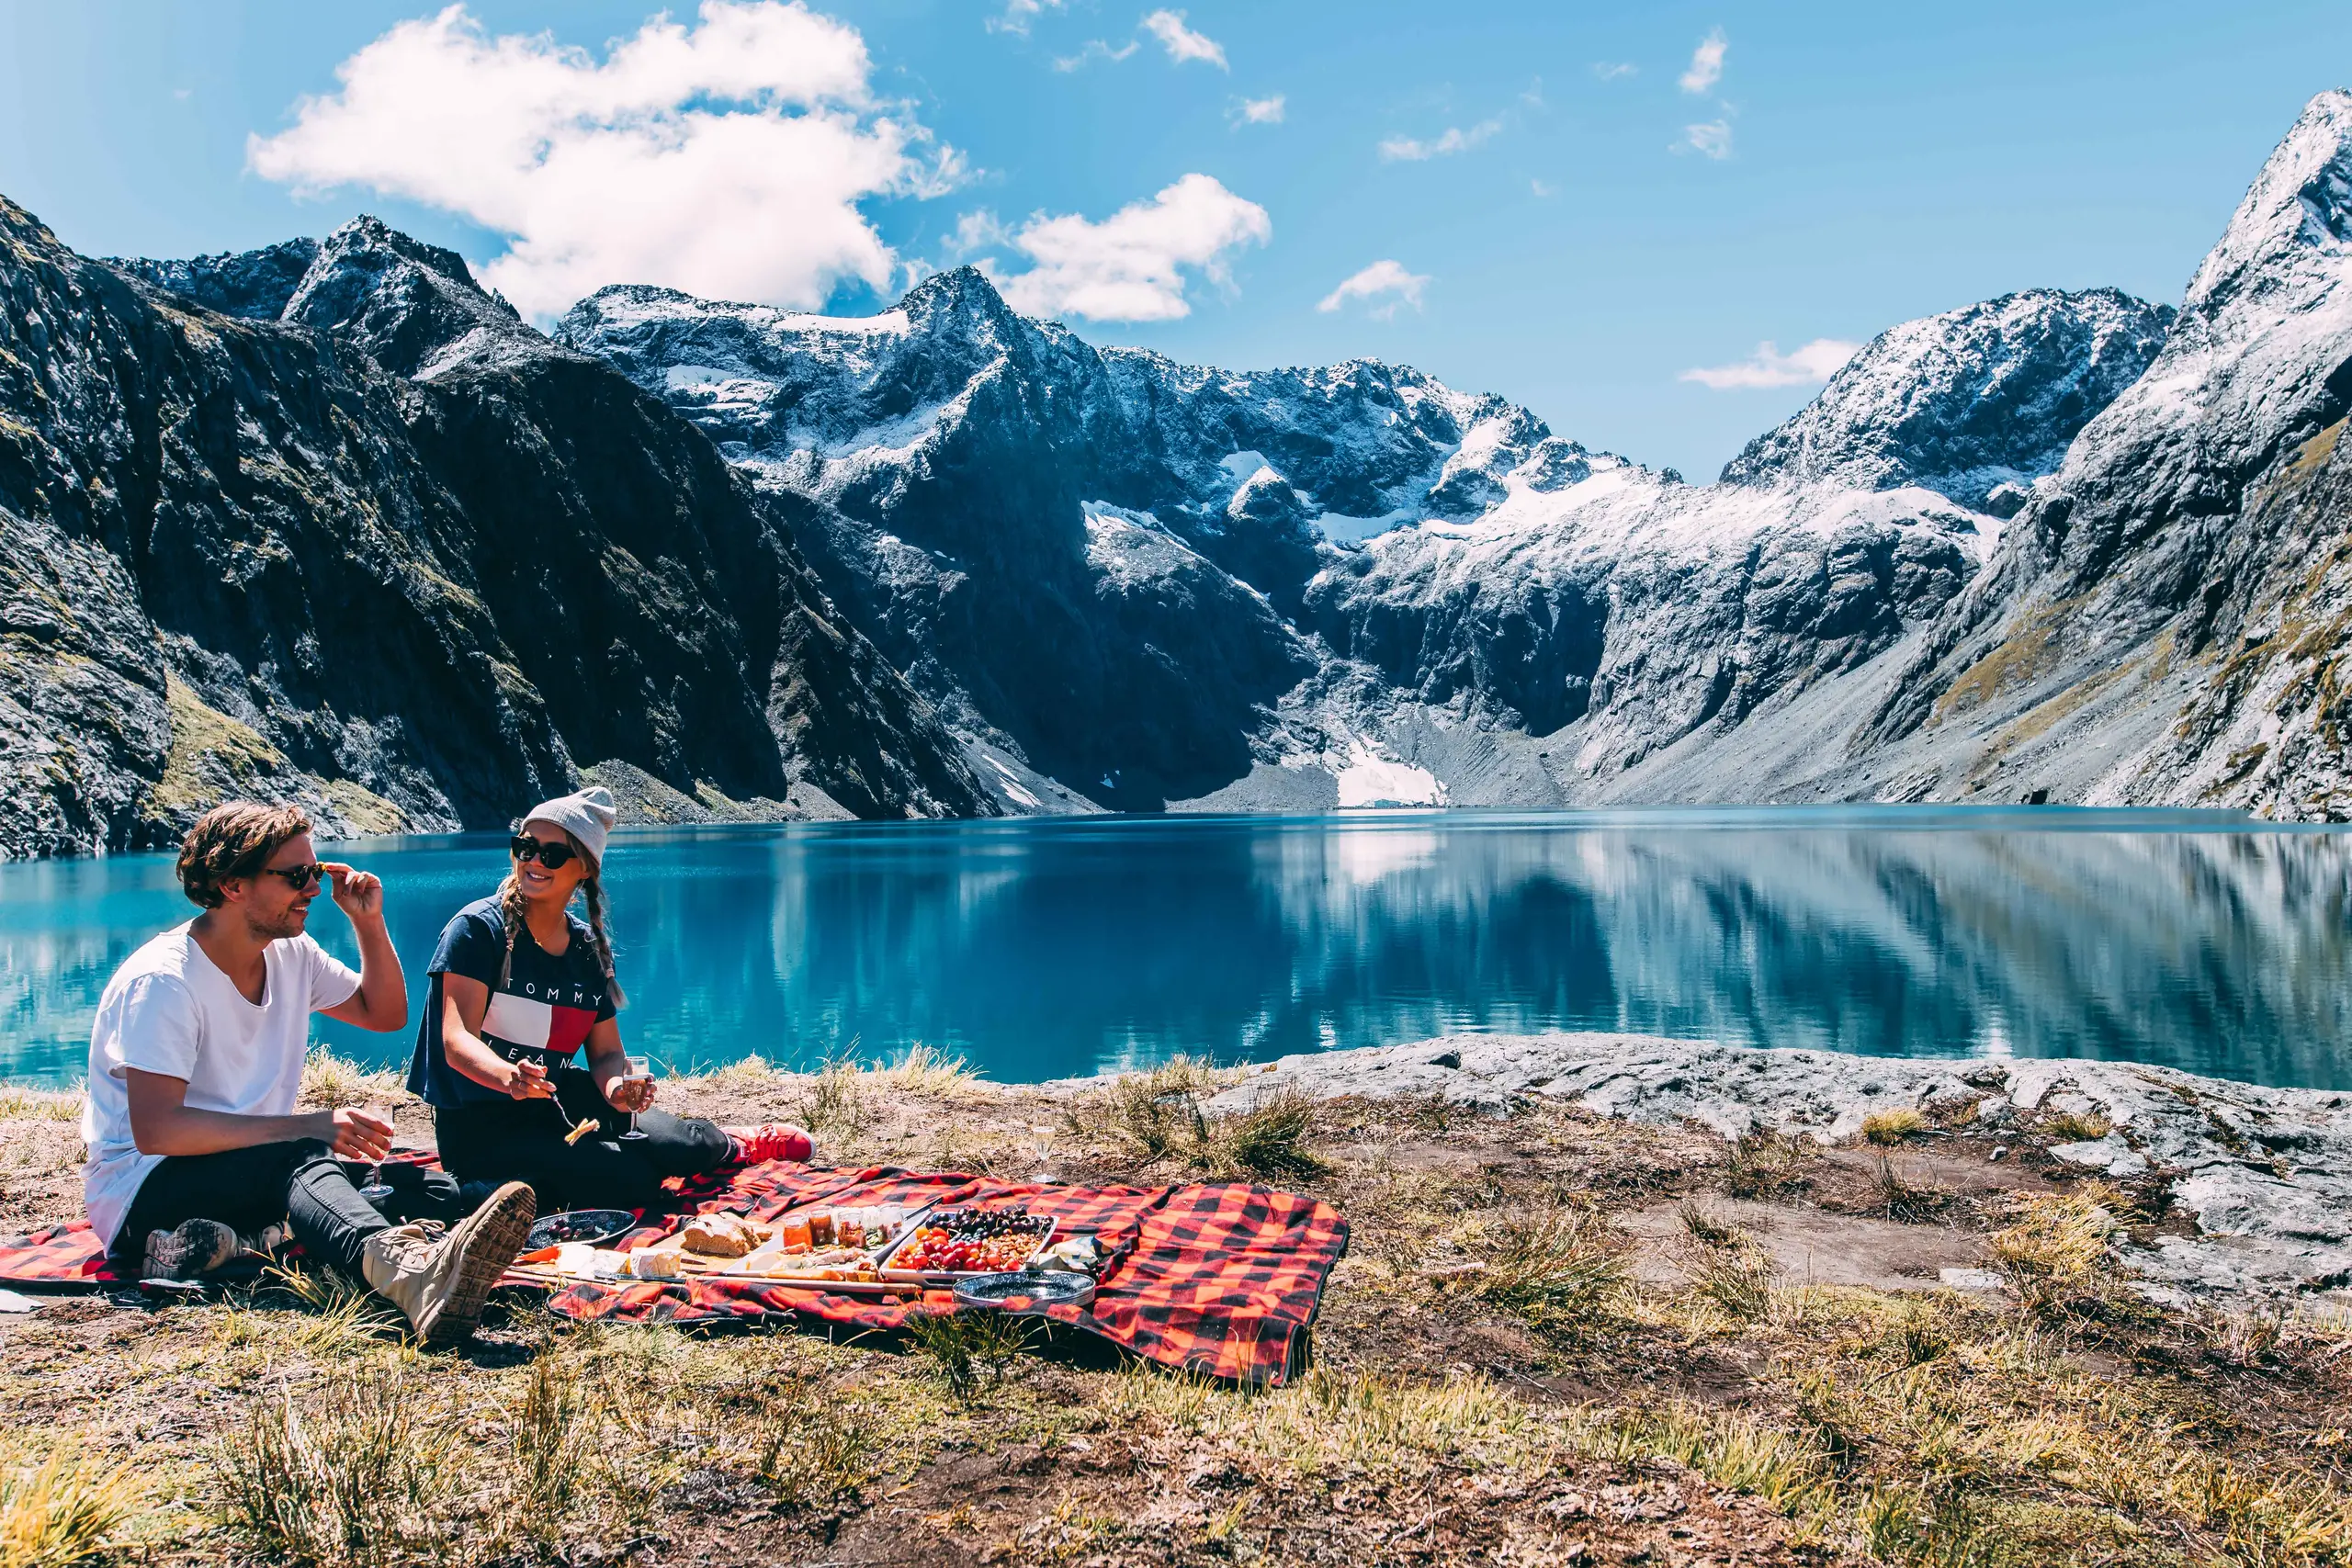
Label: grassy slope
xmin=2 ymin=1054 xmax=2349 ymax=1566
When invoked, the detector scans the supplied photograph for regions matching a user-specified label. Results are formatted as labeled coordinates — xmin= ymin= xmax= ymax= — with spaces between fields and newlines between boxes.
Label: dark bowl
xmin=526 ymin=1210 xmax=638 ymax=1251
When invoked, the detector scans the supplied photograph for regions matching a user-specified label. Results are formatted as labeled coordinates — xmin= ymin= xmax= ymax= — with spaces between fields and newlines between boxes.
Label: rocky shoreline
xmin=1188 ymin=1032 xmax=2352 ymax=1305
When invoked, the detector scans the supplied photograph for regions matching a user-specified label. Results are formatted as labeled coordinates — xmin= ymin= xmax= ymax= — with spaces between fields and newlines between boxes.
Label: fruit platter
xmin=876 ymin=1207 xmax=1057 ymax=1282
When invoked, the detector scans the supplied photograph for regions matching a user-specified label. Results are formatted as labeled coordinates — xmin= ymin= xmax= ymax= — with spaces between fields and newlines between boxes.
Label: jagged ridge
xmin=0 ymin=201 xmax=992 ymax=856
xmin=564 ymin=261 xmax=2159 ymax=811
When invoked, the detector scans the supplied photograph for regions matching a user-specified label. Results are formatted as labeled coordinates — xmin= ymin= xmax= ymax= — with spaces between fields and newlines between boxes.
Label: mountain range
xmin=0 ymin=89 xmax=2346 ymax=856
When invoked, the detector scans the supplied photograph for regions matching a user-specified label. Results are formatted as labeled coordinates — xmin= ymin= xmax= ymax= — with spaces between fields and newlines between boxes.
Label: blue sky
xmin=3 ymin=2 xmax=2346 ymax=478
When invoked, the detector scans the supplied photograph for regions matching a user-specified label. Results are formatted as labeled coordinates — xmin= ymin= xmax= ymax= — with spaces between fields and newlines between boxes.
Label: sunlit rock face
xmin=1856 ymin=89 xmax=2352 ymax=819
xmin=0 ymin=202 xmax=989 ymax=857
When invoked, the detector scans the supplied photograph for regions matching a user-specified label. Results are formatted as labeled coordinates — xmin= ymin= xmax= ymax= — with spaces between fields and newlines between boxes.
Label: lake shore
xmin=5 ymin=1037 xmax=2351 ymax=1563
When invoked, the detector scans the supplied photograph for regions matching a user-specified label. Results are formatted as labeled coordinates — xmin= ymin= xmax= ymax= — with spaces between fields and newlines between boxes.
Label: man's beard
xmin=245 ymin=904 xmax=309 ymax=942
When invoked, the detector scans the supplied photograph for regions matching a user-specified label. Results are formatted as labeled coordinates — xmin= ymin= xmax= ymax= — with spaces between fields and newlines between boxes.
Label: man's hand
xmin=505 ymin=1056 xmax=555 ymax=1100
xmin=314 ymin=1106 xmax=394 ymax=1161
xmin=322 ymin=863 xmax=384 ymax=922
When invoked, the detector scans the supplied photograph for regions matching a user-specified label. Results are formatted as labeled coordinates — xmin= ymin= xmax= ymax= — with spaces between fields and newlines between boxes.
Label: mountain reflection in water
xmin=1 ymin=810 xmax=2346 ymax=1090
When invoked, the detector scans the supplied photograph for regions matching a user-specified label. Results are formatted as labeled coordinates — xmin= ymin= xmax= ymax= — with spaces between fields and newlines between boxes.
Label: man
xmin=81 ymin=801 xmax=536 ymax=1344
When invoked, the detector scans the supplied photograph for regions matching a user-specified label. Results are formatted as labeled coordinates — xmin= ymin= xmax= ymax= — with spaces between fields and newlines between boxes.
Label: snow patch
xmin=1316 ymin=508 xmax=1418 ymax=544
xmin=984 ymin=754 xmax=1042 ymax=808
xmin=1219 ymin=449 xmax=1272 ymax=479
xmin=1335 ymin=743 xmax=1447 ymax=807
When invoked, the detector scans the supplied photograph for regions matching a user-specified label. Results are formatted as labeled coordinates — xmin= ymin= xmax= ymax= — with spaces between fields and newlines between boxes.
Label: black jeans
xmin=108 ymin=1140 xmax=389 ymax=1278
xmin=434 ymin=1065 xmax=731 ymax=1213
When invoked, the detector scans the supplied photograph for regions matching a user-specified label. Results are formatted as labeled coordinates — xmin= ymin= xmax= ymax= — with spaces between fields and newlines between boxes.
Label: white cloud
xmin=1592 ymin=61 xmax=1635 ymax=81
xmin=1140 ymin=9 xmax=1227 ymax=69
xmin=1232 ymin=94 xmax=1285 ymax=125
xmin=993 ymin=174 xmax=1269 ymax=321
xmin=1317 ymin=259 xmax=1429 ymax=319
xmin=945 ymin=208 xmax=1012 ymax=255
xmin=1052 ymin=39 xmax=1139 ymax=71
xmin=1681 ymin=118 xmax=1733 ymax=159
xmin=989 ymin=0 xmax=1069 ymax=36
xmin=1377 ymin=117 xmax=1502 ymax=162
xmin=248 ymin=2 xmax=957 ymax=320
xmin=1679 ymin=28 xmax=1726 ymax=94
xmin=1679 ymin=338 xmax=1859 ymax=390
xmin=1530 ymin=177 xmax=1557 ymax=197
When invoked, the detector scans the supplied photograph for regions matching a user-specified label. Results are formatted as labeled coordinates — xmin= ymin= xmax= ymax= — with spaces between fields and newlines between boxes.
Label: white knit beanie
xmin=520 ymin=785 xmax=618 ymax=863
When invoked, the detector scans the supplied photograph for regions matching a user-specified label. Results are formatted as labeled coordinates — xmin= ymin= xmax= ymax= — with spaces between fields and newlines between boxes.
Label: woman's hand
xmin=603 ymin=1072 xmax=654 ymax=1113
xmin=504 ymin=1056 xmax=555 ymax=1100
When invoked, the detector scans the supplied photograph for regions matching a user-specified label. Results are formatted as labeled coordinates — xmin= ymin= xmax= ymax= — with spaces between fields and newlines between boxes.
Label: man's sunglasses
xmin=509 ymin=835 xmax=581 ymax=870
xmin=259 ymin=863 xmax=328 ymax=889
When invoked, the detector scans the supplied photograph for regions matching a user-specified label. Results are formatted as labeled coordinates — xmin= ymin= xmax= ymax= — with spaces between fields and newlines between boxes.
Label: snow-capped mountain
xmin=564 ymin=257 xmax=2164 ymax=813
xmin=0 ymin=203 xmax=988 ymax=856
xmin=1845 ymin=88 xmax=2352 ymax=818
xmin=1718 ymin=288 xmax=2173 ymax=514
xmin=6 ymin=89 xmax=2344 ymax=852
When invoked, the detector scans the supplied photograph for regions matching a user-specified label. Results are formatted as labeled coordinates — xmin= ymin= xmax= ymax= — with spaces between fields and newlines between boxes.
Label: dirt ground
xmin=2 ymin=1057 xmax=2350 ymax=1567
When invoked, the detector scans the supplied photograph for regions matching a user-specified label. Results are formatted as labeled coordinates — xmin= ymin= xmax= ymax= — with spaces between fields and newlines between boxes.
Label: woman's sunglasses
xmin=510 ymin=835 xmax=580 ymax=870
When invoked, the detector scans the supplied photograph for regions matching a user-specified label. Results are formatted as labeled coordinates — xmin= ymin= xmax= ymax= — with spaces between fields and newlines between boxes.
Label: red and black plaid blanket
xmin=0 ymin=1161 xmax=1347 ymax=1387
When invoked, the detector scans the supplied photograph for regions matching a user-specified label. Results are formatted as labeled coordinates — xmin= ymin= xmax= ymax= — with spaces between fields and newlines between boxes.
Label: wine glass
xmin=357 ymin=1105 xmax=396 ymax=1208
xmin=1029 ymin=1123 xmax=1057 ymax=1185
xmin=619 ymin=1056 xmax=653 ymax=1142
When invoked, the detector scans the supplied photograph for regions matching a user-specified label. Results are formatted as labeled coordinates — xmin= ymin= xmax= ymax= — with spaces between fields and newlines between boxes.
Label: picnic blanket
xmin=0 ymin=1159 xmax=1348 ymax=1387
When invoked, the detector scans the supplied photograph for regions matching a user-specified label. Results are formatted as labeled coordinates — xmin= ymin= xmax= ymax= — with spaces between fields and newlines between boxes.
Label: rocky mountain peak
xmin=898 ymin=264 xmax=1017 ymax=331
xmin=111 ymin=235 xmax=321 ymax=321
xmin=2181 ymin=88 xmax=2352 ymax=321
xmin=113 ymin=214 xmax=532 ymax=379
xmin=1718 ymin=288 xmax=2171 ymax=513
xmin=2041 ymin=90 xmax=2352 ymax=507
xmin=280 ymin=215 xmax=526 ymax=378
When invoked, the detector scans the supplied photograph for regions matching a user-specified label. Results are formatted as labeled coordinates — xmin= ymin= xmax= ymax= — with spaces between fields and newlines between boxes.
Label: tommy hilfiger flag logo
xmin=483 ymin=981 xmax=603 ymax=1057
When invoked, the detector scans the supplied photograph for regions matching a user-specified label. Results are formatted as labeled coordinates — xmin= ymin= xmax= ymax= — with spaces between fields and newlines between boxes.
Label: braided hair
xmin=497 ymin=828 xmax=627 ymax=1009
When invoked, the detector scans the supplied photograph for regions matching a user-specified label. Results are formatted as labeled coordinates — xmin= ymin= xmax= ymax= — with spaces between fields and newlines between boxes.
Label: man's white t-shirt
xmin=80 ymin=923 xmax=360 ymax=1246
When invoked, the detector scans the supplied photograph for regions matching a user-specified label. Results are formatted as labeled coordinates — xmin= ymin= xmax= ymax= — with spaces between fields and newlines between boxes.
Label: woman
xmin=406 ymin=786 xmax=809 ymax=1212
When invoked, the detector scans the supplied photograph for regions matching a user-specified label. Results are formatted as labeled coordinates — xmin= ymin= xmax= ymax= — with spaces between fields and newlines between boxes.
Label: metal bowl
xmin=951 ymin=1269 xmax=1098 ymax=1312
xmin=526 ymin=1209 xmax=638 ymax=1251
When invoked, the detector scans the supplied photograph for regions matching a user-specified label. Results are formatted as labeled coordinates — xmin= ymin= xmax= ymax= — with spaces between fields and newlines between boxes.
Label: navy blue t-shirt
xmin=406 ymin=896 xmax=618 ymax=1109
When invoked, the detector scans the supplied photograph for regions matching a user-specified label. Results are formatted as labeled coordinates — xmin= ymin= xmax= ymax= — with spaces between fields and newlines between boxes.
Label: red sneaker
xmin=729 ymin=1123 xmax=814 ymax=1166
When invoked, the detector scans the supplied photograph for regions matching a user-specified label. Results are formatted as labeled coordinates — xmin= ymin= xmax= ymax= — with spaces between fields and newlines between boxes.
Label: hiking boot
xmin=360 ymin=1180 xmax=535 ymax=1344
xmin=729 ymin=1123 xmax=814 ymax=1165
xmin=142 ymin=1217 xmax=239 ymax=1280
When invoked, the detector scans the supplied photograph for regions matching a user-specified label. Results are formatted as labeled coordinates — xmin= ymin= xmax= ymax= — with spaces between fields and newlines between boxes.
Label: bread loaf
xmin=678 ymin=1213 xmax=766 ymax=1258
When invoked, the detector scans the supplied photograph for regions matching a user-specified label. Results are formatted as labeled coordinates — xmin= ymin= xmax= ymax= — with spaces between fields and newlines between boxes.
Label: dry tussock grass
xmin=1986 ymin=1181 xmax=2151 ymax=1325
xmin=297 ymin=1048 xmax=408 ymax=1111
xmin=1767 ymin=1290 xmax=2352 ymax=1566
xmin=0 ymin=1086 xmax=80 ymax=1122
xmin=1722 ymin=1127 xmax=1815 ymax=1199
xmin=1466 ymin=1200 xmax=1628 ymax=1337
xmin=0 ymin=1441 xmax=139 ymax=1568
xmin=1058 ymin=1059 xmax=1327 ymax=1182
xmin=1862 ymin=1108 xmax=1928 ymax=1145
xmin=2040 ymin=1109 xmax=2114 ymax=1143
xmin=208 ymin=1325 xmax=912 ymax=1567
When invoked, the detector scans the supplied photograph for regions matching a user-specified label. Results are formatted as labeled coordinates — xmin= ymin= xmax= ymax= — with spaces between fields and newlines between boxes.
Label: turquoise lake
xmin=3 ymin=808 xmax=2348 ymax=1091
